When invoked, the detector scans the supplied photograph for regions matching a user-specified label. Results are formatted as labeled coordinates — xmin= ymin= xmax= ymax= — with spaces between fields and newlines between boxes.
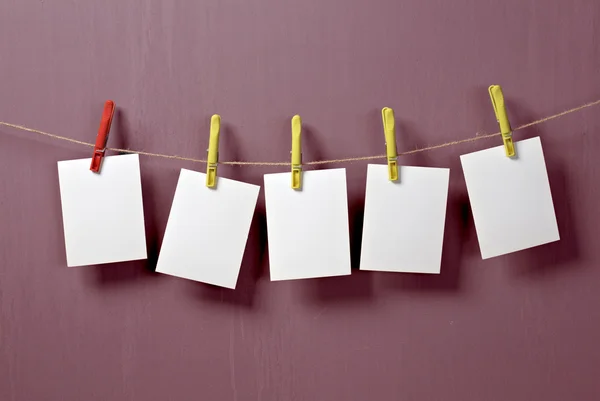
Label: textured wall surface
xmin=1 ymin=1 xmax=600 ymax=400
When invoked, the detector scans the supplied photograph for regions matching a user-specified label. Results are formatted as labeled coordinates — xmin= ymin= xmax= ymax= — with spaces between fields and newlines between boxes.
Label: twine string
xmin=1 ymin=98 xmax=599 ymax=166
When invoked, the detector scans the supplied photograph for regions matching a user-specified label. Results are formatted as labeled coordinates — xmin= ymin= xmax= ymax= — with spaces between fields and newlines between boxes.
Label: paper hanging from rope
xmin=360 ymin=164 xmax=450 ymax=274
xmin=264 ymin=169 xmax=351 ymax=281
xmin=39 ymin=94 xmax=587 ymax=271
xmin=57 ymin=154 xmax=147 ymax=267
xmin=460 ymin=136 xmax=559 ymax=259
xmin=156 ymin=169 xmax=260 ymax=289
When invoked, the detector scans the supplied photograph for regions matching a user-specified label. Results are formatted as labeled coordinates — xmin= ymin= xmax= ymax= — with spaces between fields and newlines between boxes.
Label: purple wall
xmin=1 ymin=1 xmax=600 ymax=400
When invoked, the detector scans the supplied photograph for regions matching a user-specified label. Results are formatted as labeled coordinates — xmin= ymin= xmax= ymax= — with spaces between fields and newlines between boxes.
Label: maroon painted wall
xmin=1 ymin=1 xmax=600 ymax=400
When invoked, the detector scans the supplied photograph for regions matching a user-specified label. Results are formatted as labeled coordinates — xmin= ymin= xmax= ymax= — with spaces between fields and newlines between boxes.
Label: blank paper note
xmin=264 ymin=169 xmax=351 ymax=281
xmin=57 ymin=154 xmax=147 ymax=267
xmin=360 ymin=164 xmax=450 ymax=274
xmin=156 ymin=169 xmax=260 ymax=289
xmin=460 ymin=136 xmax=559 ymax=259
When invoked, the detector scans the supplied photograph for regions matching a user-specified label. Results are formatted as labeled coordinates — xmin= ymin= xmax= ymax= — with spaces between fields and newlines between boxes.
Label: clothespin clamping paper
xmin=89 ymin=100 xmax=116 ymax=173
xmin=488 ymin=85 xmax=515 ymax=157
xmin=291 ymin=115 xmax=302 ymax=189
xmin=381 ymin=107 xmax=399 ymax=181
xmin=206 ymin=114 xmax=221 ymax=188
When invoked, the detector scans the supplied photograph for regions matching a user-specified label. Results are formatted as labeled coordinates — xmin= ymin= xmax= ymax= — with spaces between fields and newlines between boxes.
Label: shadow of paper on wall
xmin=191 ymin=208 xmax=268 ymax=309
xmin=377 ymin=191 xmax=471 ymax=293
xmin=377 ymin=118 xmax=472 ymax=293
xmin=71 ymin=111 xmax=167 ymax=287
xmin=301 ymin=271 xmax=375 ymax=305
xmin=82 ymin=167 xmax=166 ymax=287
xmin=300 ymin=197 xmax=375 ymax=304
xmin=190 ymin=123 xmax=268 ymax=308
xmin=503 ymin=101 xmax=581 ymax=277
xmin=86 ymin=259 xmax=156 ymax=286
xmin=508 ymin=162 xmax=580 ymax=277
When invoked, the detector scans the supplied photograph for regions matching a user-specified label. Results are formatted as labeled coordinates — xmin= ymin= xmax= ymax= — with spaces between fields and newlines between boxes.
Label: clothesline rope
xmin=1 ymin=98 xmax=600 ymax=166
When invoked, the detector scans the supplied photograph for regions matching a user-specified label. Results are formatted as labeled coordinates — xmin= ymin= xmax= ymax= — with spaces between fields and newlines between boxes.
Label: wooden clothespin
xmin=291 ymin=115 xmax=302 ymax=189
xmin=89 ymin=100 xmax=116 ymax=173
xmin=206 ymin=114 xmax=221 ymax=188
xmin=489 ymin=85 xmax=515 ymax=157
xmin=381 ymin=107 xmax=398 ymax=181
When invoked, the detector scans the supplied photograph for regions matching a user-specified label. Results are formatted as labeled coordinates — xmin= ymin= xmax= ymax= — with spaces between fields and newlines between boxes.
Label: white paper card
xmin=460 ymin=136 xmax=559 ymax=259
xmin=264 ymin=168 xmax=351 ymax=281
xmin=58 ymin=154 xmax=147 ymax=267
xmin=156 ymin=169 xmax=260 ymax=289
xmin=360 ymin=164 xmax=450 ymax=274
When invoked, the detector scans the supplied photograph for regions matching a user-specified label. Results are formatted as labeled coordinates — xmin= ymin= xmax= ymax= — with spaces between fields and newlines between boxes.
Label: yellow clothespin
xmin=206 ymin=114 xmax=221 ymax=188
xmin=488 ymin=85 xmax=515 ymax=157
xmin=291 ymin=115 xmax=302 ymax=189
xmin=381 ymin=107 xmax=398 ymax=181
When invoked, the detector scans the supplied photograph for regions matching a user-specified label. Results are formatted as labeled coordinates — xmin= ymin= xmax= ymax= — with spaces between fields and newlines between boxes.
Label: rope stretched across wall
xmin=1 ymin=98 xmax=600 ymax=166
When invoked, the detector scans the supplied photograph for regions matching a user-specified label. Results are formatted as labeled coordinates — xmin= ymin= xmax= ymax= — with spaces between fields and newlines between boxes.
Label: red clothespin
xmin=90 ymin=100 xmax=116 ymax=173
